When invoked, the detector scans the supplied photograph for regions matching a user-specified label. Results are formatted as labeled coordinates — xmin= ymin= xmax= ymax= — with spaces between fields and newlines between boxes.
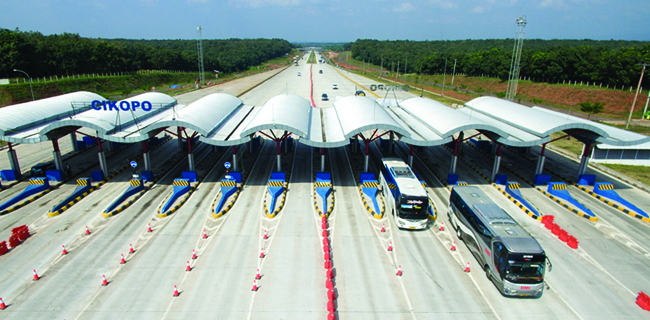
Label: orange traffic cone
xmin=263 ymin=229 xmax=268 ymax=240
xmin=101 ymin=274 xmax=108 ymax=286
xmin=381 ymin=223 xmax=386 ymax=232
xmin=85 ymin=226 xmax=91 ymax=235
xmin=129 ymin=244 xmax=135 ymax=254
xmin=439 ymin=222 xmax=445 ymax=231
xmin=202 ymin=229 xmax=208 ymax=239
xmin=192 ymin=249 xmax=197 ymax=260
xmin=259 ymin=248 xmax=265 ymax=258
xmin=464 ymin=262 xmax=470 ymax=273
xmin=61 ymin=245 xmax=68 ymax=255
xmin=147 ymin=223 xmax=152 ymax=232
xmin=387 ymin=241 xmax=393 ymax=251
xmin=255 ymin=268 xmax=261 ymax=280
xmin=0 ymin=297 xmax=6 ymax=310
xmin=120 ymin=253 xmax=126 ymax=264
xmin=32 ymin=269 xmax=39 ymax=281
xmin=173 ymin=285 xmax=179 ymax=297
xmin=186 ymin=261 xmax=192 ymax=272
xmin=396 ymin=265 xmax=402 ymax=276
xmin=450 ymin=241 xmax=456 ymax=251
xmin=252 ymin=280 xmax=258 ymax=291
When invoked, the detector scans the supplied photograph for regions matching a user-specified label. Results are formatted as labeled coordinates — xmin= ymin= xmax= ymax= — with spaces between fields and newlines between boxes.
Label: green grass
xmin=600 ymin=163 xmax=650 ymax=186
xmin=548 ymin=133 xmax=585 ymax=155
xmin=308 ymin=51 xmax=316 ymax=64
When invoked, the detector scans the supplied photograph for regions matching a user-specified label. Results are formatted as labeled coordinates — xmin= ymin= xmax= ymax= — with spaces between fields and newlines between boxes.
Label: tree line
xmin=0 ymin=28 xmax=294 ymax=79
xmin=349 ymin=39 xmax=650 ymax=87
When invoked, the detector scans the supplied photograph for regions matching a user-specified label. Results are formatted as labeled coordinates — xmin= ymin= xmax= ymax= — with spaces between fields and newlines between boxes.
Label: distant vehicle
xmin=355 ymin=90 xmax=366 ymax=96
xmin=449 ymin=186 xmax=551 ymax=297
xmin=319 ymin=70 xmax=323 ymax=74
xmin=297 ymin=72 xmax=301 ymax=76
xmin=379 ymin=158 xmax=432 ymax=230
xmin=294 ymin=62 xmax=298 ymax=66
xmin=332 ymin=84 xmax=338 ymax=90
xmin=31 ymin=162 xmax=55 ymax=177
xmin=321 ymin=93 xmax=329 ymax=101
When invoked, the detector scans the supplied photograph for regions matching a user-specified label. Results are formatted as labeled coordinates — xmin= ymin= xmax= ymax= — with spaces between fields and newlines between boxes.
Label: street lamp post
xmin=13 ymin=69 xmax=34 ymax=101
xmin=626 ymin=63 xmax=648 ymax=129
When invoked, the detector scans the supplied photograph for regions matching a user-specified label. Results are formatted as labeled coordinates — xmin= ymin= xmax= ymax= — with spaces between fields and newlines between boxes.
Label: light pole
xmin=626 ymin=63 xmax=648 ymax=129
xmin=13 ymin=69 xmax=34 ymax=101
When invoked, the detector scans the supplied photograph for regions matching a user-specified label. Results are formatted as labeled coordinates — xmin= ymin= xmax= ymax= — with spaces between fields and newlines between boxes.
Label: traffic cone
xmin=173 ymin=285 xmax=179 ymax=297
xmin=101 ymin=274 xmax=108 ymax=286
xmin=202 ymin=229 xmax=208 ymax=239
xmin=381 ymin=223 xmax=386 ymax=232
xmin=0 ymin=297 xmax=6 ymax=310
xmin=120 ymin=254 xmax=126 ymax=264
xmin=186 ymin=261 xmax=192 ymax=272
xmin=464 ymin=262 xmax=470 ymax=273
xmin=263 ymin=229 xmax=268 ymax=240
xmin=61 ymin=245 xmax=68 ymax=255
xmin=191 ymin=249 xmax=197 ymax=260
xmin=147 ymin=223 xmax=152 ymax=232
xmin=450 ymin=241 xmax=456 ymax=251
xmin=387 ymin=241 xmax=393 ymax=251
xmin=252 ymin=280 xmax=258 ymax=291
xmin=85 ymin=226 xmax=91 ymax=235
xmin=439 ymin=222 xmax=445 ymax=231
xmin=328 ymin=288 xmax=336 ymax=300
xmin=129 ymin=244 xmax=135 ymax=254
xmin=33 ymin=269 xmax=39 ymax=281
xmin=255 ymin=268 xmax=261 ymax=280
xmin=259 ymin=248 xmax=265 ymax=258
xmin=396 ymin=266 xmax=402 ymax=276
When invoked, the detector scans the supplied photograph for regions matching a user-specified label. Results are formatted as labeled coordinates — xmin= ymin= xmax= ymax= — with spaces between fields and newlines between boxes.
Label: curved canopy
xmin=241 ymin=94 xmax=312 ymax=138
xmin=333 ymin=96 xmax=409 ymax=140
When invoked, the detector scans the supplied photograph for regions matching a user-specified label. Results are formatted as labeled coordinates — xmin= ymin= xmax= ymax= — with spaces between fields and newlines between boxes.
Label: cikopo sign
xmin=92 ymin=100 xmax=153 ymax=111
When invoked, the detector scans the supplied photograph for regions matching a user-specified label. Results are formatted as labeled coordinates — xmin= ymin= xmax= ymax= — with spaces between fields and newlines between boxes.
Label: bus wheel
xmin=485 ymin=265 xmax=491 ymax=280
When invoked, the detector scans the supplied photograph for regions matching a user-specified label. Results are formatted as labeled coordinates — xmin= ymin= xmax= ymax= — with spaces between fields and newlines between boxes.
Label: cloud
xmin=429 ymin=0 xmax=457 ymax=9
xmin=393 ymin=2 xmax=415 ymax=12
xmin=227 ymin=0 xmax=303 ymax=8
xmin=471 ymin=6 xmax=485 ymax=13
xmin=538 ymin=0 xmax=566 ymax=8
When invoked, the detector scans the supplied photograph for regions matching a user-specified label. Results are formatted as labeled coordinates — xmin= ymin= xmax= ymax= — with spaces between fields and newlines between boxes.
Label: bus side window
xmin=493 ymin=242 xmax=506 ymax=278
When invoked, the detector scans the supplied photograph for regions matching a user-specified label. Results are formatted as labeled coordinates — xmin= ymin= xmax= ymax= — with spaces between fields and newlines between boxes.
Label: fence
xmin=5 ymin=70 xmax=195 ymax=85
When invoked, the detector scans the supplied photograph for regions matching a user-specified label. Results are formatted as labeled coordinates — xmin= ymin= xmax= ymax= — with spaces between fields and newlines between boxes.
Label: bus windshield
xmin=398 ymin=197 xmax=428 ymax=219
xmin=505 ymin=253 xmax=545 ymax=284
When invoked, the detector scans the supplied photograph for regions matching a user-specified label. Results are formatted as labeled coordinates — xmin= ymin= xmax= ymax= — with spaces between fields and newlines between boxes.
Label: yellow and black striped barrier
xmin=387 ymin=183 xmax=396 ymax=189
xmin=173 ymin=180 xmax=189 ymax=187
xmin=551 ymin=184 xmax=567 ymax=190
xmin=222 ymin=180 xmax=236 ymax=187
xmin=130 ymin=179 xmax=141 ymax=186
xmin=268 ymin=180 xmax=284 ymax=187
xmin=77 ymin=179 xmax=89 ymax=186
xmin=597 ymin=183 xmax=615 ymax=190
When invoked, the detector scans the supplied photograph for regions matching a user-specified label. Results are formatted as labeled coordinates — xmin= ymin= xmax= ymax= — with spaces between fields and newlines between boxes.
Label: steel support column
xmin=7 ymin=143 xmax=20 ymax=179
xmin=491 ymin=144 xmax=502 ymax=182
xmin=177 ymin=127 xmax=183 ymax=152
xmin=320 ymin=148 xmax=325 ymax=172
xmin=535 ymin=144 xmax=546 ymax=175
xmin=52 ymin=139 xmax=64 ymax=172
xmin=577 ymin=143 xmax=593 ymax=178
xmin=142 ymin=141 xmax=151 ymax=171
xmin=389 ymin=131 xmax=394 ymax=155
xmin=187 ymin=136 xmax=194 ymax=171
xmin=408 ymin=144 xmax=414 ymax=168
xmin=364 ymin=140 xmax=370 ymax=172
xmin=232 ymin=146 xmax=238 ymax=172
xmin=276 ymin=140 xmax=281 ymax=172
xmin=97 ymin=138 xmax=108 ymax=178
xmin=450 ymin=140 xmax=458 ymax=174
xmin=70 ymin=132 xmax=78 ymax=151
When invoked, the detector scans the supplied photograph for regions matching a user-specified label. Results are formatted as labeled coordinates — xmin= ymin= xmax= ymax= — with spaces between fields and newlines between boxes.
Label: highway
xmin=0 ymin=52 xmax=649 ymax=319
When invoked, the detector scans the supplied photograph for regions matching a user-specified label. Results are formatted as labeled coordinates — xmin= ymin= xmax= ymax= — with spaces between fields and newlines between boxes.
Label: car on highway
xmin=31 ymin=162 xmax=55 ymax=177
xmin=355 ymin=90 xmax=366 ymax=96
xmin=297 ymin=72 xmax=301 ymax=76
xmin=321 ymin=93 xmax=329 ymax=101
xmin=333 ymin=84 xmax=338 ymax=90
xmin=319 ymin=70 xmax=323 ymax=74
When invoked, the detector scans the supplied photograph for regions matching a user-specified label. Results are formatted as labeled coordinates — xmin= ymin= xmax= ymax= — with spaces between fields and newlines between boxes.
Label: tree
xmin=579 ymin=101 xmax=605 ymax=120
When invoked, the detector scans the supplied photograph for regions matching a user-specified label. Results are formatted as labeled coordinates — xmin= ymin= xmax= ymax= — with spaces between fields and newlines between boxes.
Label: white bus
xmin=380 ymin=157 xmax=433 ymax=229
xmin=448 ymin=186 xmax=551 ymax=297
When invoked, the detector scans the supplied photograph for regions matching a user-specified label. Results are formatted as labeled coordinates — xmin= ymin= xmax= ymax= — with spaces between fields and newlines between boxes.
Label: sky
xmin=1 ymin=0 xmax=649 ymax=42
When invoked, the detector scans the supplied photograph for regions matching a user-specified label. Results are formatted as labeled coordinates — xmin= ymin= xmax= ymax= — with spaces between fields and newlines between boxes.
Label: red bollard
xmin=558 ymin=230 xmax=569 ymax=242
xmin=322 ymin=229 xmax=328 ymax=237
xmin=567 ymin=236 xmax=579 ymax=249
xmin=323 ymin=244 xmax=330 ymax=253
xmin=324 ymin=252 xmax=331 ymax=261
xmin=552 ymin=224 xmax=561 ymax=236
xmin=637 ymin=291 xmax=650 ymax=311
xmin=324 ymin=260 xmax=332 ymax=269
xmin=322 ymin=238 xmax=329 ymax=246
xmin=8 ymin=234 xmax=19 ymax=248
xmin=0 ymin=241 xmax=8 ymax=255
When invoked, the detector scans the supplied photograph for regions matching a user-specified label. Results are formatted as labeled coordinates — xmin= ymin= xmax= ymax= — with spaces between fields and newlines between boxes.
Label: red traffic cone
xmin=192 ymin=249 xmax=197 ymax=260
xmin=263 ymin=229 xmax=268 ymax=240
xmin=33 ymin=269 xmax=39 ymax=281
xmin=255 ymin=268 xmax=261 ymax=280
xmin=0 ymin=297 xmax=6 ymax=310
xmin=327 ymin=268 xmax=334 ymax=280
xmin=439 ymin=222 xmax=445 ymax=231
xmin=101 ymin=274 xmax=108 ymax=286
xmin=61 ymin=245 xmax=68 ymax=255
xmin=387 ymin=241 xmax=393 ymax=251
xmin=381 ymin=223 xmax=386 ymax=232
xmin=252 ymin=280 xmax=259 ymax=291
xmin=202 ymin=229 xmax=208 ymax=239
xmin=328 ymin=288 xmax=336 ymax=300
xmin=259 ymin=248 xmax=265 ymax=258
xmin=396 ymin=266 xmax=402 ymax=276
xmin=173 ymin=285 xmax=179 ymax=297
xmin=464 ymin=262 xmax=470 ymax=273
xmin=186 ymin=261 xmax=192 ymax=272
xmin=450 ymin=241 xmax=456 ymax=251
xmin=326 ymin=279 xmax=333 ymax=289
xmin=328 ymin=310 xmax=336 ymax=320
xmin=85 ymin=226 xmax=91 ymax=235
xmin=120 ymin=253 xmax=126 ymax=264
xmin=129 ymin=244 xmax=135 ymax=254
xmin=147 ymin=223 xmax=152 ymax=232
